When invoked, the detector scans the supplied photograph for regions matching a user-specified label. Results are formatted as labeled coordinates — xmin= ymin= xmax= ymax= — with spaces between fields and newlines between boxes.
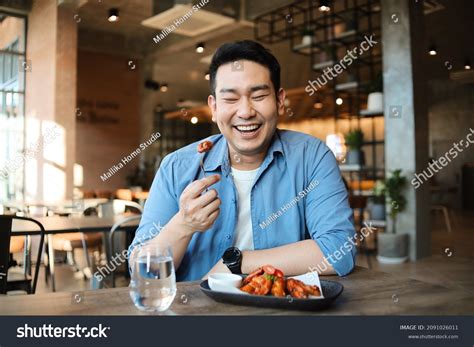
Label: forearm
xmin=156 ymin=213 xmax=195 ymax=269
xmin=132 ymin=213 xmax=194 ymax=270
xmin=241 ymin=239 xmax=336 ymax=276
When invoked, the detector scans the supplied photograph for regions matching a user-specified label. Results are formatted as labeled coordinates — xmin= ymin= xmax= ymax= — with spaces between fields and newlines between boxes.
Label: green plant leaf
xmin=344 ymin=129 xmax=364 ymax=150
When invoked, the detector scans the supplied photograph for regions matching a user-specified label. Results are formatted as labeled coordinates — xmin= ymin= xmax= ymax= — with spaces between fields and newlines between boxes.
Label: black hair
xmin=209 ymin=40 xmax=281 ymax=97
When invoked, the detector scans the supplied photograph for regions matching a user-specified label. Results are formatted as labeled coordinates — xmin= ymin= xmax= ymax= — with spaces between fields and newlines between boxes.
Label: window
xmin=0 ymin=13 xmax=26 ymax=202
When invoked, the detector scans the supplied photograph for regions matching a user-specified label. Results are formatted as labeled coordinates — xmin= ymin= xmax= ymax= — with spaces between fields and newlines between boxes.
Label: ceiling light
xmin=465 ymin=59 xmax=471 ymax=70
xmin=204 ymin=72 xmax=210 ymax=80
xmin=191 ymin=116 xmax=198 ymax=124
xmin=160 ymin=84 xmax=168 ymax=92
xmin=428 ymin=45 xmax=437 ymax=56
xmin=196 ymin=42 xmax=205 ymax=53
xmin=318 ymin=0 xmax=331 ymax=12
xmin=336 ymin=97 xmax=343 ymax=105
xmin=108 ymin=8 xmax=119 ymax=22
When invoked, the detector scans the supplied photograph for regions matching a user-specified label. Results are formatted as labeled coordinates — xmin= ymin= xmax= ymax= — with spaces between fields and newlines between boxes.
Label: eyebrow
xmin=219 ymin=84 xmax=271 ymax=94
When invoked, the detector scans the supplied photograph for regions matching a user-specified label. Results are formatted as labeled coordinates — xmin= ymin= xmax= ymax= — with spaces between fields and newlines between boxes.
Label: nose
xmin=236 ymin=97 xmax=256 ymax=119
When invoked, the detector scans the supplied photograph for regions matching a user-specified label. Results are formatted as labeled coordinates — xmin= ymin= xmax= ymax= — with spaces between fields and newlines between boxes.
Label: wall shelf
xmin=254 ymin=0 xmax=385 ymax=235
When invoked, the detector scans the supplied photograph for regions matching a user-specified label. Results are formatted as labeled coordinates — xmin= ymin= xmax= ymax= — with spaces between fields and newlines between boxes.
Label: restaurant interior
xmin=0 ymin=0 xmax=472 ymax=312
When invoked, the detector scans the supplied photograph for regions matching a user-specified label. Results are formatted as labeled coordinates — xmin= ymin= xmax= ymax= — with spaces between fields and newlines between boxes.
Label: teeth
xmin=236 ymin=124 xmax=259 ymax=131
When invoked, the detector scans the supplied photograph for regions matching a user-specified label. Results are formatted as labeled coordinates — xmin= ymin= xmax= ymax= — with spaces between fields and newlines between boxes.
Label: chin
xmin=221 ymin=122 xmax=276 ymax=154
xmin=234 ymin=136 xmax=271 ymax=155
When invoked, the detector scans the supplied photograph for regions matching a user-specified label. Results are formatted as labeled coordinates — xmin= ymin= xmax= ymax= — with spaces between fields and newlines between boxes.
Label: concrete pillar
xmin=25 ymin=0 xmax=77 ymax=202
xmin=381 ymin=0 xmax=431 ymax=259
xmin=55 ymin=4 xmax=77 ymax=200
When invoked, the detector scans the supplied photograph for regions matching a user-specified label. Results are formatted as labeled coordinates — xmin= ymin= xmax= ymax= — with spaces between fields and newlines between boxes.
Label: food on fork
xmin=239 ymin=265 xmax=321 ymax=298
xmin=197 ymin=140 xmax=213 ymax=153
xmin=197 ymin=140 xmax=213 ymax=182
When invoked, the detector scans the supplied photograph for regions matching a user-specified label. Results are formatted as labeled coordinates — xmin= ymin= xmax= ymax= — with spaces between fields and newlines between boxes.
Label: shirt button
xmin=226 ymin=234 xmax=231 ymax=240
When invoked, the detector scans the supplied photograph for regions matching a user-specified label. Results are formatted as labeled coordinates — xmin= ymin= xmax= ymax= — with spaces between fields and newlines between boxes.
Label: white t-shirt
xmin=230 ymin=166 xmax=259 ymax=251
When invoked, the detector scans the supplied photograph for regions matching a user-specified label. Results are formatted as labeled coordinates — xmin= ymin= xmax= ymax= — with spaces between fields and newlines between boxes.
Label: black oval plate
xmin=200 ymin=279 xmax=343 ymax=311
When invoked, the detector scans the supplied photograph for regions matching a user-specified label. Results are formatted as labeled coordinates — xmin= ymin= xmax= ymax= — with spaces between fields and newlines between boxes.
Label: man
xmin=129 ymin=40 xmax=355 ymax=281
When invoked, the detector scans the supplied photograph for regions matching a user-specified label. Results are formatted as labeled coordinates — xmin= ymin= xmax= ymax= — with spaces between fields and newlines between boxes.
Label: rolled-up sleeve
xmin=305 ymin=144 xmax=356 ymax=276
xmin=128 ymin=153 xmax=179 ymax=256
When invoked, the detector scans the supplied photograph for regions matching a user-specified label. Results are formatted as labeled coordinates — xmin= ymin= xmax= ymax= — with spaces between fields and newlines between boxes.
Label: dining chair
xmin=0 ymin=215 xmax=46 ymax=295
xmin=105 ymin=214 xmax=142 ymax=288
xmin=95 ymin=190 xmax=114 ymax=199
xmin=81 ymin=190 xmax=96 ymax=199
xmin=115 ymin=189 xmax=133 ymax=201
xmin=8 ymin=236 xmax=24 ymax=268
xmin=48 ymin=199 xmax=142 ymax=291
xmin=343 ymin=176 xmax=372 ymax=268
xmin=98 ymin=199 xmax=143 ymax=217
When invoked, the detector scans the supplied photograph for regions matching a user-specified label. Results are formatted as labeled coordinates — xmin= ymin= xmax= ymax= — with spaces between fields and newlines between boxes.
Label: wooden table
xmin=0 ymin=267 xmax=472 ymax=315
xmin=3 ymin=199 xmax=109 ymax=215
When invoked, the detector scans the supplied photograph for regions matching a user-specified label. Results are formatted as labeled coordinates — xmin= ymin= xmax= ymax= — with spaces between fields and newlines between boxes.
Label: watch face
xmin=223 ymin=247 xmax=241 ymax=265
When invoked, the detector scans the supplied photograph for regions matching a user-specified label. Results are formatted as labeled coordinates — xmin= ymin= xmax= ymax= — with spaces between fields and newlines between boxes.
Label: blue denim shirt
xmin=130 ymin=129 xmax=356 ymax=281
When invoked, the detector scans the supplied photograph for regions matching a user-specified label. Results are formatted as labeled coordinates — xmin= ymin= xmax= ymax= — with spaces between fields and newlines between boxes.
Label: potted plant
xmin=365 ymin=72 xmax=383 ymax=112
xmin=300 ymin=27 xmax=314 ymax=46
xmin=368 ymin=180 xmax=386 ymax=220
xmin=377 ymin=169 xmax=409 ymax=264
xmin=344 ymin=129 xmax=365 ymax=165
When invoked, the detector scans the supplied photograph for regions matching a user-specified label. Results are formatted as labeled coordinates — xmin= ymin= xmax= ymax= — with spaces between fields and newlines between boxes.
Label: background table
xmin=11 ymin=215 xmax=140 ymax=236
xmin=10 ymin=215 xmax=140 ymax=291
xmin=0 ymin=267 xmax=472 ymax=315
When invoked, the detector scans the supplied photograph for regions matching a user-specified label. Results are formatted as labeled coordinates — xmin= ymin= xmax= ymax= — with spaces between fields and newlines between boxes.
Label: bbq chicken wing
xmin=270 ymin=276 xmax=286 ymax=297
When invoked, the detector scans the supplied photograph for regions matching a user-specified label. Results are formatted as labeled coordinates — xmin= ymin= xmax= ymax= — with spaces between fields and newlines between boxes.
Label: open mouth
xmin=233 ymin=124 xmax=262 ymax=136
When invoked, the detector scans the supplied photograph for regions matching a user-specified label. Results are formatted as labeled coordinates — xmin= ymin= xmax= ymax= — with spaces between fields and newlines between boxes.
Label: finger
xmin=184 ymin=174 xmax=221 ymax=198
xmin=201 ymin=198 xmax=221 ymax=217
xmin=207 ymin=208 xmax=220 ymax=223
xmin=194 ymin=189 xmax=219 ymax=208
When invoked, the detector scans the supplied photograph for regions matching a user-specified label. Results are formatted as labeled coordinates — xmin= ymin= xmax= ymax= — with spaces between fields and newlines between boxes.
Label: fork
xmin=200 ymin=153 xmax=208 ymax=192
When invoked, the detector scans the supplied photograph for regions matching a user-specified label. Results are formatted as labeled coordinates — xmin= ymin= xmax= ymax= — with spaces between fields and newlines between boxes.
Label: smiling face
xmin=208 ymin=60 xmax=286 ymax=167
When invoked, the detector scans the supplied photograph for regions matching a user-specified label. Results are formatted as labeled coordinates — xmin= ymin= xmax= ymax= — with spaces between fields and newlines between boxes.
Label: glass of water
xmin=129 ymin=243 xmax=176 ymax=312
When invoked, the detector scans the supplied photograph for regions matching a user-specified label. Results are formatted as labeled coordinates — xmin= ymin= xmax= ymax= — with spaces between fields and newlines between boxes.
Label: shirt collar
xmin=203 ymin=129 xmax=284 ymax=173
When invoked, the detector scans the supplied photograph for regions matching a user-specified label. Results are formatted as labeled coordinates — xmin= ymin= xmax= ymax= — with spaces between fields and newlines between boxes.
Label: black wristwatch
xmin=222 ymin=247 xmax=242 ymax=274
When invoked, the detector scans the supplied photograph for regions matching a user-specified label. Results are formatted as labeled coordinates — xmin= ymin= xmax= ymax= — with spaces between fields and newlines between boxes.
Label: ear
xmin=208 ymin=94 xmax=217 ymax=123
xmin=277 ymin=88 xmax=286 ymax=117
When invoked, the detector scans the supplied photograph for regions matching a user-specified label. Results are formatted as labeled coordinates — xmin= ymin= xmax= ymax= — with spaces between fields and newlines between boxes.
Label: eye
xmin=222 ymin=98 xmax=238 ymax=104
xmin=252 ymin=94 xmax=268 ymax=101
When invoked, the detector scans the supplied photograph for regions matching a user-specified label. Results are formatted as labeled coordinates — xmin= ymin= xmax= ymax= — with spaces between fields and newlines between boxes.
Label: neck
xmin=229 ymin=147 xmax=267 ymax=170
